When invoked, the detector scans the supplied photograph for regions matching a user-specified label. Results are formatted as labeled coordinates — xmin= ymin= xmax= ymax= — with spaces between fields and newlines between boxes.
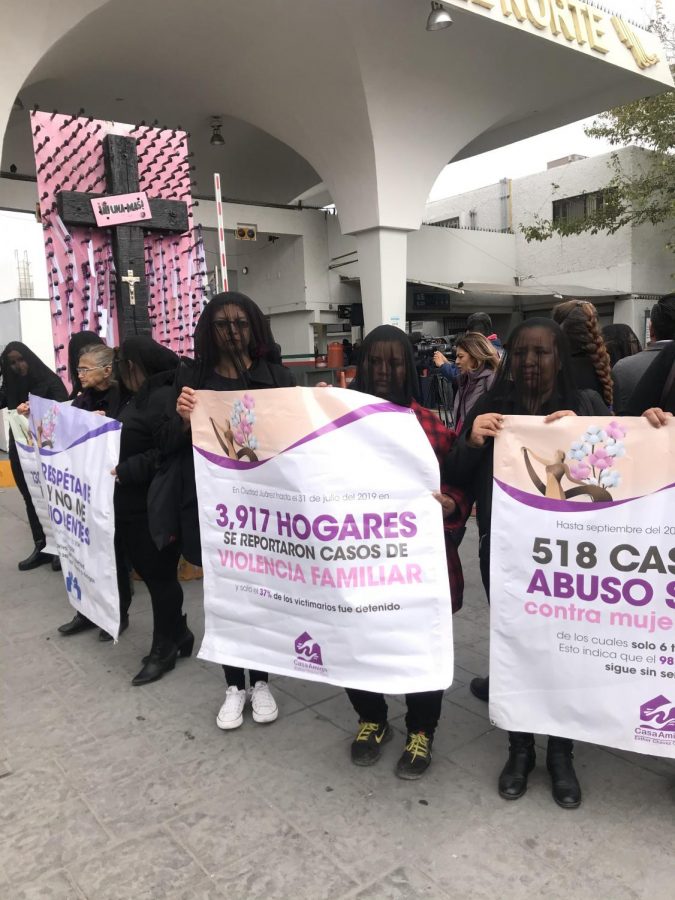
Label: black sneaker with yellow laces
xmin=395 ymin=731 xmax=432 ymax=780
xmin=350 ymin=721 xmax=393 ymax=766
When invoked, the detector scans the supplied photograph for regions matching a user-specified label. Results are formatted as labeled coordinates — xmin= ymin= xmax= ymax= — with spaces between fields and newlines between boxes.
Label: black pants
xmin=509 ymin=732 xmax=573 ymax=755
xmin=116 ymin=515 xmax=183 ymax=637
xmin=346 ymin=687 xmax=444 ymax=738
xmin=9 ymin=435 xmax=45 ymax=545
xmin=222 ymin=666 xmax=268 ymax=690
xmin=479 ymin=531 xmax=490 ymax=601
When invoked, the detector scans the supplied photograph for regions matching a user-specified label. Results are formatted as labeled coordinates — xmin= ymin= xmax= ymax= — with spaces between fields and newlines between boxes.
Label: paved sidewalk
xmin=0 ymin=487 xmax=673 ymax=899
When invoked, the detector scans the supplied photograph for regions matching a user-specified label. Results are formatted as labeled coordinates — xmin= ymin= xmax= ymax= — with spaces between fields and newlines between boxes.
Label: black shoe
xmin=142 ymin=614 xmax=193 ymax=663
xmin=498 ymin=739 xmax=536 ymax=800
xmin=57 ymin=612 xmax=96 ymax=636
xmin=132 ymin=637 xmax=178 ymax=686
xmin=470 ymin=676 xmax=489 ymax=702
xmin=99 ymin=616 xmax=129 ymax=642
xmin=547 ymin=742 xmax=582 ymax=809
xmin=395 ymin=731 xmax=433 ymax=780
xmin=51 ymin=555 xmax=62 ymax=572
xmin=350 ymin=721 xmax=393 ymax=766
xmin=18 ymin=542 xmax=51 ymax=571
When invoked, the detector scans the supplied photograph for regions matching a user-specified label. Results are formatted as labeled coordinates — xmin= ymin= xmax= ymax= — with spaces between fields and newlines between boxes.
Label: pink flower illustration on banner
xmin=564 ymin=422 xmax=628 ymax=493
xmin=210 ymin=394 xmax=259 ymax=462
xmin=36 ymin=404 xmax=59 ymax=449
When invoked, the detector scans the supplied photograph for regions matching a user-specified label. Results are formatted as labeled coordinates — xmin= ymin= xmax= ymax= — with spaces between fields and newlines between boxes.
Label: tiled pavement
xmin=0 ymin=488 xmax=673 ymax=899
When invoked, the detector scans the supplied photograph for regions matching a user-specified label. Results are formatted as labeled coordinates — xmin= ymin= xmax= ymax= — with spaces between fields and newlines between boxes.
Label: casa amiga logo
xmin=293 ymin=631 xmax=327 ymax=674
xmin=634 ymin=695 xmax=675 ymax=748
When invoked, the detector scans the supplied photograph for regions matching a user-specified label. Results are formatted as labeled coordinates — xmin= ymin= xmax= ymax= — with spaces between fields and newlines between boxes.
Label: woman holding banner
xmin=444 ymin=319 xmax=608 ymax=809
xmin=344 ymin=325 xmax=471 ymax=780
xmin=113 ymin=336 xmax=192 ymax=686
xmin=0 ymin=342 xmax=68 ymax=571
xmin=57 ymin=343 xmax=133 ymax=641
xmin=172 ymin=292 xmax=296 ymax=728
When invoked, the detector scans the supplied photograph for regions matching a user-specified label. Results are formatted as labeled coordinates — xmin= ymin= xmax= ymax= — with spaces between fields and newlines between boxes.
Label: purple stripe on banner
xmin=494 ymin=477 xmax=675 ymax=513
xmin=195 ymin=401 xmax=410 ymax=470
xmin=38 ymin=419 xmax=122 ymax=456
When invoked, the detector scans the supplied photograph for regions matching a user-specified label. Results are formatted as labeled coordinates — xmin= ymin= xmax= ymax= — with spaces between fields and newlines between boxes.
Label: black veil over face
xmin=118 ymin=336 xmax=180 ymax=407
xmin=0 ymin=341 xmax=67 ymax=408
xmin=192 ymin=292 xmax=280 ymax=386
xmin=353 ymin=325 xmax=420 ymax=406
xmin=68 ymin=331 xmax=105 ymax=398
xmin=489 ymin=318 xmax=578 ymax=415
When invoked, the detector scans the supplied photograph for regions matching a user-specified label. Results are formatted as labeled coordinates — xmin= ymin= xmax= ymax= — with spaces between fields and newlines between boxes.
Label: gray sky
xmin=429 ymin=0 xmax=674 ymax=201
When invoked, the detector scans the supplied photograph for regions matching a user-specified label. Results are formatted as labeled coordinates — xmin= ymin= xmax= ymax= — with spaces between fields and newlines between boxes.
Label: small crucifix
xmin=121 ymin=269 xmax=141 ymax=306
xmin=55 ymin=133 xmax=189 ymax=338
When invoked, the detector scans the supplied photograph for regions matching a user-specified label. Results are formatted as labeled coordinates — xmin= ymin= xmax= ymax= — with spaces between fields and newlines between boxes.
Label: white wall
xmin=425 ymin=182 xmax=504 ymax=231
xmin=408 ymin=226 xmax=517 ymax=285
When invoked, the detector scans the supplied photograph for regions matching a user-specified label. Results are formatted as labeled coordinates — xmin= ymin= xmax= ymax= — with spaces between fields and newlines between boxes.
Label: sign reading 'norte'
xmin=449 ymin=0 xmax=663 ymax=71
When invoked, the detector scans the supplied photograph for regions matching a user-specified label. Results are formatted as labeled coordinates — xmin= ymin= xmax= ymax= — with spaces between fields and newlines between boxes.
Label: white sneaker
xmin=249 ymin=681 xmax=278 ymax=724
xmin=216 ymin=686 xmax=247 ymax=730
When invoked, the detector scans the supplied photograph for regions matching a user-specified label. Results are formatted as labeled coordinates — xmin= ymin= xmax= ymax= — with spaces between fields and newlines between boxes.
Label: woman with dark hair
xmin=0 ymin=342 xmax=68 ymax=570
xmin=628 ymin=340 xmax=675 ymax=417
xmin=112 ymin=336 xmax=191 ymax=685
xmin=347 ymin=325 xmax=471 ymax=779
xmin=601 ymin=323 xmax=641 ymax=368
xmin=444 ymin=319 xmax=608 ymax=809
xmin=552 ymin=300 xmax=613 ymax=408
xmin=172 ymin=292 xmax=296 ymax=727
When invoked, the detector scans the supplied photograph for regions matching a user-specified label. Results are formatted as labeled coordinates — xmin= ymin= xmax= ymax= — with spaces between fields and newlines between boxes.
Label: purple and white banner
xmin=29 ymin=395 xmax=122 ymax=639
xmin=192 ymin=387 xmax=454 ymax=693
xmin=491 ymin=415 xmax=675 ymax=758
xmin=8 ymin=409 xmax=57 ymax=555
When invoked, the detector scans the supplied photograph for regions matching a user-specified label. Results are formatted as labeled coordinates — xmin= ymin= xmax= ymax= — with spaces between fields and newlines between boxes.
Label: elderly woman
xmin=344 ymin=325 xmax=471 ymax=780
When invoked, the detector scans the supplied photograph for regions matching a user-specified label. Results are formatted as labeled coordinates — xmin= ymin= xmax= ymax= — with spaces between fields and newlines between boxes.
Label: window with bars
xmin=552 ymin=190 xmax=606 ymax=225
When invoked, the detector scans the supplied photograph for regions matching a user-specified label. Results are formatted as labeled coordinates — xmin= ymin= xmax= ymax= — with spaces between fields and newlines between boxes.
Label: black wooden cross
xmin=56 ymin=133 xmax=189 ymax=338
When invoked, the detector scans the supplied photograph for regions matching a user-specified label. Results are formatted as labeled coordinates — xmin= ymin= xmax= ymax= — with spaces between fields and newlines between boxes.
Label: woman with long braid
xmin=552 ymin=300 xmax=613 ymax=409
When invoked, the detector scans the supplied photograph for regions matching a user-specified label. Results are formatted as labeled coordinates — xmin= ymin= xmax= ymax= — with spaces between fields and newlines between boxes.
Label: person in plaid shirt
xmin=343 ymin=324 xmax=471 ymax=780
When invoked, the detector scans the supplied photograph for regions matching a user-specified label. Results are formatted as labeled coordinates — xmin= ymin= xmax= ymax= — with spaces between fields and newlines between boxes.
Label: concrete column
xmin=356 ymin=227 xmax=408 ymax=335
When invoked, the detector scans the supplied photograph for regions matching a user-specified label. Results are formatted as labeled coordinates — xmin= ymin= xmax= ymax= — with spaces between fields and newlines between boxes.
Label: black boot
xmin=469 ymin=676 xmax=489 ymax=702
xmin=547 ymin=738 xmax=582 ymax=809
xmin=498 ymin=732 xmax=536 ymax=800
xmin=175 ymin=614 xmax=194 ymax=658
xmin=132 ymin=636 xmax=178 ymax=686
xmin=51 ymin=555 xmax=62 ymax=572
xmin=142 ymin=614 xmax=193 ymax=663
xmin=99 ymin=616 xmax=129 ymax=642
xmin=58 ymin=612 xmax=96 ymax=635
xmin=18 ymin=542 xmax=51 ymax=571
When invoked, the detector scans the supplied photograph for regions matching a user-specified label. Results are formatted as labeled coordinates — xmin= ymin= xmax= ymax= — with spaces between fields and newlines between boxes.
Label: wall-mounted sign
xmin=413 ymin=292 xmax=451 ymax=311
xmin=90 ymin=191 xmax=152 ymax=227
xmin=337 ymin=305 xmax=352 ymax=320
xmin=236 ymin=224 xmax=257 ymax=241
xmin=447 ymin=0 xmax=663 ymax=73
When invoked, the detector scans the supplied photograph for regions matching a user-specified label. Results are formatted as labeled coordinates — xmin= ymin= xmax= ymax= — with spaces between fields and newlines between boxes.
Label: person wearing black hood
xmin=114 ymin=336 xmax=191 ymax=685
xmin=444 ymin=319 xmax=608 ymax=809
xmin=170 ymin=292 xmax=296 ymax=728
xmin=344 ymin=325 xmax=471 ymax=780
xmin=0 ymin=342 xmax=68 ymax=570
xmin=67 ymin=331 xmax=105 ymax=399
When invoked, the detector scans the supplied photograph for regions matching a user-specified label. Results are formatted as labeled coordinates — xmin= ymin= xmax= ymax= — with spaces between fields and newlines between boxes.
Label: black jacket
xmin=149 ymin=358 xmax=297 ymax=563
xmin=115 ymin=384 xmax=176 ymax=519
xmin=443 ymin=388 xmax=609 ymax=540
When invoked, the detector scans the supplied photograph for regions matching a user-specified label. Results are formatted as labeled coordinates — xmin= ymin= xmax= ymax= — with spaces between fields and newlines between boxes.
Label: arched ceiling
xmin=1 ymin=0 xmax=671 ymax=234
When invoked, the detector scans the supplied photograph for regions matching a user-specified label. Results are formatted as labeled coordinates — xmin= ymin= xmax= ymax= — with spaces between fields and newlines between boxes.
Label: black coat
xmin=443 ymin=387 xmax=609 ymax=541
xmin=115 ymin=384 xmax=176 ymax=519
xmin=149 ymin=358 xmax=297 ymax=563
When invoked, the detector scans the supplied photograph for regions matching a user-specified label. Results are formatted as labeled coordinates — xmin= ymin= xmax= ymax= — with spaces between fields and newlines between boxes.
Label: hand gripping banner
xmin=491 ymin=415 xmax=675 ymax=759
xmin=192 ymin=387 xmax=454 ymax=693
